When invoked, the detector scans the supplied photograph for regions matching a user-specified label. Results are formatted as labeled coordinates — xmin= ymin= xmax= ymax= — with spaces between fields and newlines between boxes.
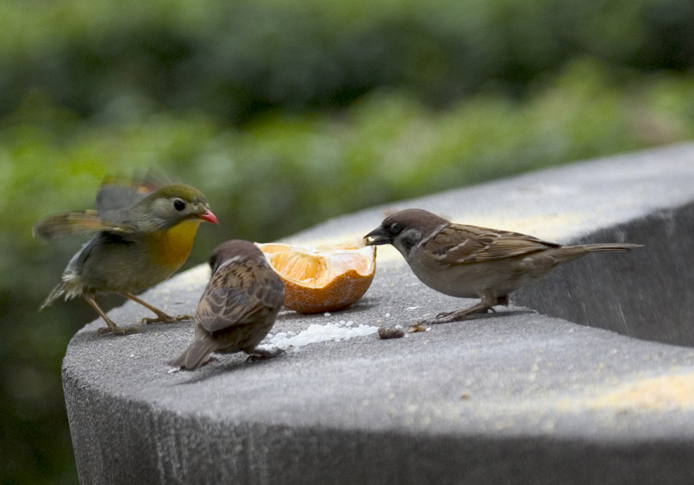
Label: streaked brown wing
xmin=426 ymin=224 xmax=560 ymax=264
xmin=196 ymin=263 xmax=284 ymax=333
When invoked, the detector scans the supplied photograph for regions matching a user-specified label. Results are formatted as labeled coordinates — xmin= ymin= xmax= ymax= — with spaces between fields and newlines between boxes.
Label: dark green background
xmin=2 ymin=0 xmax=694 ymax=482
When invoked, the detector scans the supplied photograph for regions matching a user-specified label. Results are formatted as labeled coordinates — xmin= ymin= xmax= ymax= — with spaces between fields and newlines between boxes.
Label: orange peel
xmin=257 ymin=240 xmax=376 ymax=313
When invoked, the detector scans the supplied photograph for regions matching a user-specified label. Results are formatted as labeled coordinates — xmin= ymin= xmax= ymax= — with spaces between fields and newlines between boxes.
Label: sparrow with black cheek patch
xmin=365 ymin=208 xmax=642 ymax=324
xmin=170 ymin=240 xmax=285 ymax=370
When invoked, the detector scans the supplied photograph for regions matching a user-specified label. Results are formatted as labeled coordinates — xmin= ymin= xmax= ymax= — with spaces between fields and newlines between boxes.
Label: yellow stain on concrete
xmin=585 ymin=373 xmax=694 ymax=411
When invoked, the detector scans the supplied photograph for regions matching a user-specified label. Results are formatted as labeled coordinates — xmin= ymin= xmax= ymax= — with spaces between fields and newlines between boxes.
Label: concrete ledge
xmin=63 ymin=144 xmax=694 ymax=484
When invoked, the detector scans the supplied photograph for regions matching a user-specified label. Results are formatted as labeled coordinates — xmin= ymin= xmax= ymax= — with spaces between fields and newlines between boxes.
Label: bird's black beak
xmin=364 ymin=226 xmax=391 ymax=246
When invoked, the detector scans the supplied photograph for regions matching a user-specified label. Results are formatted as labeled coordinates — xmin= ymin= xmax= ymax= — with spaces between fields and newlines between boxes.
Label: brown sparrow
xmin=170 ymin=240 xmax=285 ymax=370
xmin=365 ymin=208 xmax=642 ymax=324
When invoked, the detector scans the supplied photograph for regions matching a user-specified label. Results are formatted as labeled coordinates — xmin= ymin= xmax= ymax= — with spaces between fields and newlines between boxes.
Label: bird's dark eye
xmin=390 ymin=222 xmax=403 ymax=234
xmin=173 ymin=199 xmax=186 ymax=211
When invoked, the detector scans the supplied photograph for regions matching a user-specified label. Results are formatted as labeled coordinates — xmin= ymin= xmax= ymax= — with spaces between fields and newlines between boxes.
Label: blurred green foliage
xmin=1 ymin=0 xmax=694 ymax=121
xmin=2 ymin=0 xmax=694 ymax=483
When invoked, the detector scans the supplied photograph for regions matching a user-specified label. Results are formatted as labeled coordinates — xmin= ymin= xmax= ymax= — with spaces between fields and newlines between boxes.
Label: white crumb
xmin=260 ymin=321 xmax=378 ymax=351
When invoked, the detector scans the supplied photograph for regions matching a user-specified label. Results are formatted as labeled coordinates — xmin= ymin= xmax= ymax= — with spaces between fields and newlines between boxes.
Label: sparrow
xmin=170 ymin=240 xmax=285 ymax=370
xmin=365 ymin=208 xmax=642 ymax=324
xmin=34 ymin=175 xmax=219 ymax=335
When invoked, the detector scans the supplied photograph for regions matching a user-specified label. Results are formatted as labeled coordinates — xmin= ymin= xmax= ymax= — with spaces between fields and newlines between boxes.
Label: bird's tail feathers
xmin=169 ymin=339 xmax=217 ymax=370
xmin=570 ymin=243 xmax=643 ymax=253
xmin=39 ymin=274 xmax=84 ymax=311
xmin=39 ymin=282 xmax=67 ymax=311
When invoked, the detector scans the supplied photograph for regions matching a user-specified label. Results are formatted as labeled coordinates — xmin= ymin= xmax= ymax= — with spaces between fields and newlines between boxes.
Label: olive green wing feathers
xmin=32 ymin=210 xmax=137 ymax=239
xmin=32 ymin=172 xmax=169 ymax=239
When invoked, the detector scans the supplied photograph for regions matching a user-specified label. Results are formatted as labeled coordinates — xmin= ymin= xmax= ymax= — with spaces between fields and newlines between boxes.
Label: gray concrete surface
xmin=63 ymin=143 xmax=694 ymax=484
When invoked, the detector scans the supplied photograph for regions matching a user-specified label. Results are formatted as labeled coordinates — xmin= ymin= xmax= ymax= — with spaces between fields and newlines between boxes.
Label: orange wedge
xmin=257 ymin=240 xmax=376 ymax=313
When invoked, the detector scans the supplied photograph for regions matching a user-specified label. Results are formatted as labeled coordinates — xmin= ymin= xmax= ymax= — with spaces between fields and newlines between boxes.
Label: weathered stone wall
xmin=63 ymin=144 xmax=694 ymax=484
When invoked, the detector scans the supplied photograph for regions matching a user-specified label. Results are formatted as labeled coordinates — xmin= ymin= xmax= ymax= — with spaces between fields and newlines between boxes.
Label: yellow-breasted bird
xmin=34 ymin=175 xmax=219 ymax=335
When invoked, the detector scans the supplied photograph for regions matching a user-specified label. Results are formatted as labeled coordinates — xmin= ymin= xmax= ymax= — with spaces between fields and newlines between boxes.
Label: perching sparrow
xmin=365 ymin=208 xmax=642 ymax=324
xmin=170 ymin=240 xmax=285 ymax=370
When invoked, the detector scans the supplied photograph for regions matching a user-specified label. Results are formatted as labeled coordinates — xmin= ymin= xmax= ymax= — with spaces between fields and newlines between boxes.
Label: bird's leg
xmin=421 ymin=291 xmax=501 ymax=325
xmin=121 ymin=292 xmax=193 ymax=324
xmin=437 ymin=301 xmax=493 ymax=320
xmin=427 ymin=301 xmax=492 ymax=324
xmin=85 ymin=296 xmax=139 ymax=335
xmin=245 ymin=347 xmax=286 ymax=363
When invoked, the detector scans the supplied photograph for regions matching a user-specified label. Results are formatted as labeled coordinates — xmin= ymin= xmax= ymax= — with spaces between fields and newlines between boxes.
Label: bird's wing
xmin=33 ymin=172 xmax=171 ymax=239
xmin=95 ymin=171 xmax=169 ymax=220
xmin=425 ymin=223 xmax=560 ymax=264
xmin=196 ymin=262 xmax=284 ymax=333
xmin=32 ymin=210 xmax=137 ymax=239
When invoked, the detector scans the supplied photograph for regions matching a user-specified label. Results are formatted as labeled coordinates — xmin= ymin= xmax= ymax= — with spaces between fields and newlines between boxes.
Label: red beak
xmin=198 ymin=209 xmax=219 ymax=224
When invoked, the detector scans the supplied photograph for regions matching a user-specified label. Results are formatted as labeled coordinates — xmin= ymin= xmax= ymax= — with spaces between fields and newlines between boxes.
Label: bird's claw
xmin=141 ymin=314 xmax=193 ymax=325
xmin=417 ymin=318 xmax=443 ymax=326
xmin=417 ymin=311 xmax=459 ymax=325
xmin=98 ymin=325 xmax=140 ymax=336
xmin=429 ymin=305 xmax=493 ymax=324
xmin=246 ymin=348 xmax=286 ymax=363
